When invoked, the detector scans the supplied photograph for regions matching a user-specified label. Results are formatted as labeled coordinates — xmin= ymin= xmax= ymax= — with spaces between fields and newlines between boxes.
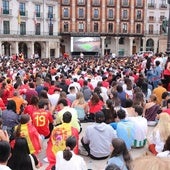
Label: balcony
xmin=144 ymin=30 xmax=160 ymax=35
xmin=121 ymin=16 xmax=129 ymax=21
xmin=159 ymin=4 xmax=167 ymax=9
xmin=107 ymin=1 xmax=115 ymax=7
xmin=77 ymin=1 xmax=85 ymax=6
xmin=61 ymin=0 xmax=70 ymax=6
xmin=47 ymin=13 xmax=55 ymax=19
xmin=107 ymin=16 xmax=115 ymax=21
xmin=0 ymin=30 xmax=59 ymax=37
xmin=135 ymin=3 xmax=143 ymax=8
xmin=148 ymin=3 xmax=155 ymax=9
xmin=2 ymin=9 xmax=12 ymax=15
xmin=20 ymin=11 xmax=28 ymax=17
xmin=122 ymin=2 xmax=129 ymax=7
xmin=92 ymin=1 xmax=100 ymax=6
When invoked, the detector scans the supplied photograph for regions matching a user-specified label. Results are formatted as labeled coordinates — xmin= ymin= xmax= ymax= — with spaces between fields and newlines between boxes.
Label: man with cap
xmin=81 ymin=111 xmax=117 ymax=160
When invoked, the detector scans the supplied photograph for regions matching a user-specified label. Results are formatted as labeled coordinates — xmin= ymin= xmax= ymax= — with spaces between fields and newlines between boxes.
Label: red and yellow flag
xmin=46 ymin=123 xmax=79 ymax=170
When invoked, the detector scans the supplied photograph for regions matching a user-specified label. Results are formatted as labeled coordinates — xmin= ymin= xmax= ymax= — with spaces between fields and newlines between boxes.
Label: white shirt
xmin=0 ymin=165 xmax=11 ymax=170
xmin=127 ymin=116 xmax=147 ymax=141
xmin=55 ymin=151 xmax=87 ymax=170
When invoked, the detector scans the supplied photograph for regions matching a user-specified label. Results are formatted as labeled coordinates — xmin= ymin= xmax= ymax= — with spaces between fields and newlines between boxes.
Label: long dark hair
xmin=7 ymin=137 xmax=32 ymax=170
xmin=63 ymin=136 xmax=76 ymax=161
xmin=110 ymin=138 xmax=131 ymax=170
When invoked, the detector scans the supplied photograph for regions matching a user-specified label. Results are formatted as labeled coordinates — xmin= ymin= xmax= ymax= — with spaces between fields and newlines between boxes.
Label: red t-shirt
xmin=88 ymin=100 xmax=104 ymax=114
xmin=32 ymin=109 xmax=53 ymax=137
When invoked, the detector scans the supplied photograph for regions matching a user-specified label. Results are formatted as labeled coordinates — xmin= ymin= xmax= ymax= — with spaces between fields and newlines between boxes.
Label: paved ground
xmin=38 ymin=123 xmax=153 ymax=170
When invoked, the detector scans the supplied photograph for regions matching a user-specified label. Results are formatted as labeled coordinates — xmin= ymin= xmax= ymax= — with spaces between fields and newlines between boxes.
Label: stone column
xmin=15 ymin=42 xmax=19 ymax=55
xmin=154 ymin=38 xmax=158 ymax=53
xmin=129 ymin=37 xmax=134 ymax=55
xmin=46 ymin=41 xmax=49 ymax=59
xmin=115 ymin=37 xmax=120 ymax=56
xmin=101 ymin=36 xmax=106 ymax=57
xmin=142 ymin=37 xmax=146 ymax=51
xmin=56 ymin=41 xmax=60 ymax=58
xmin=0 ymin=41 xmax=2 ymax=56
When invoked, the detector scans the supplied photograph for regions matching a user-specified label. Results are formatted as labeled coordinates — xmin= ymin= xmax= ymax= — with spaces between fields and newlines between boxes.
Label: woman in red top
xmin=0 ymin=82 xmax=10 ymax=106
xmin=88 ymin=93 xmax=104 ymax=121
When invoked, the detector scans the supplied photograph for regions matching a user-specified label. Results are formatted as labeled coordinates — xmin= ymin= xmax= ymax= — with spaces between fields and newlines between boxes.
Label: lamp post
xmin=166 ymin=0 xmax=170 ymax=55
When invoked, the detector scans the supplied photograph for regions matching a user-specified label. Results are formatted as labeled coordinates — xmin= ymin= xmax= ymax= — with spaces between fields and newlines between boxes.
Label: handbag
xmin=29 ymin=154 xmax=39 ymax=170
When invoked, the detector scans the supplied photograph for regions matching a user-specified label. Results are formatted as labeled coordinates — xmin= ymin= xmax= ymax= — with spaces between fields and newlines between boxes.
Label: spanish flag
xmin=18 ymin=10 xmax=21 ymax=24
xmin=46 ymin=123 xmax=79 ymax=170
xmin=14 ymin=122 xmax=42 ymax=154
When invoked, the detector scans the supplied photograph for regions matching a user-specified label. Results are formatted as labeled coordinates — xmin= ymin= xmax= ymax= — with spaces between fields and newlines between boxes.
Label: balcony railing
xmin=148 ymin=3 xmax=155 ymax=8
xmin=0 ymin=30 xmax=59 ymax=36
xmin=2 ymin=9 xmax=12 ymax=15
xmin=148 ymin=17 xmax=156 ymax=22
xmin=159 ymin=4 xmax=167 ymax=9
xmin=20 ymin=11 xmax=28 ymax=17
xmin=47 ymin=13 xmax=55 ymax=19
xmin=144 ymin=30 xmax=160 ymax=35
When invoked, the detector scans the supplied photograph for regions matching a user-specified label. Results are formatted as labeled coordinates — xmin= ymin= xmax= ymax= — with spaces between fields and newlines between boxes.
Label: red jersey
xmin=32 ymin=109 xmax=53 ymax=137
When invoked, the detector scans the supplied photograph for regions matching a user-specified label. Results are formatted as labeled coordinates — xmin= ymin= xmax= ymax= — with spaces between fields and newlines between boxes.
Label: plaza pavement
xmin=38 ymin=123 xmax=154 ymax=170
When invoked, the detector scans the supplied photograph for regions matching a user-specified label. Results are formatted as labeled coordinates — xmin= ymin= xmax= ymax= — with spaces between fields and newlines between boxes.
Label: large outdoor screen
xmin=71 ymin=37 xmax=100 ymax=52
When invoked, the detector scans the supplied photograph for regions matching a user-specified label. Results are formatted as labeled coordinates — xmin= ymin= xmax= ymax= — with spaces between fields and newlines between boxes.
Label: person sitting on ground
xmin=46 ymin=111 xmax=79 ymax=170
xmin=55 ymin=99 xmax=81 ymax=133
xmin=147 ymin=112 xmax=170 ymax=155
xmin=7 ymin=137 xmax=40 ymax=170
xmin=81 ymin=111 xmax=117 ymax=160
xmin=110 ymin=109 xmax=135 ymax=150
xmin=106 ymin=138 xmax=132 ymax=170
xmin=105 ymin=163 xmax=121 ymax=170
xmin=0 ymin=140 xmax=11 ymax=170
xmin=127 ymin=105 xmax=147 ymax=148
xmin=54 ymin=136 xmax=87 ymax=170
xmin=157 ymin=135 xmax=170 ymax=158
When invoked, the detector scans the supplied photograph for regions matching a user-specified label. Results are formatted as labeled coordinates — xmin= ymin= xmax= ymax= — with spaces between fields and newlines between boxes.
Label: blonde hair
xmin=154 ymin=112 xmax=170 ymax=142
xmin=76 ymin=92 xmax=85 ymax=105
xmin=132 ymin=155 xmax=170 ymax=170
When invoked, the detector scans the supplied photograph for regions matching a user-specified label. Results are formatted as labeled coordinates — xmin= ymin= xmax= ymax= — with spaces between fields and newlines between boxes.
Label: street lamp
xmin=166 ymin=0 xmax=170 ymax=55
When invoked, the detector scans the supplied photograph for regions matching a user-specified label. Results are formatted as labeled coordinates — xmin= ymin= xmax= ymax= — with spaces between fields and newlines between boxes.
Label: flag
xmin=18 ymin=10 xmax=21 ymax=24
xmin=34 ymin=11 xmax=37 ymax=25
xmin=14 ymin=122 xmax=41 ymax=154
xmin=46 ymin=123 xmax=79 ymax=169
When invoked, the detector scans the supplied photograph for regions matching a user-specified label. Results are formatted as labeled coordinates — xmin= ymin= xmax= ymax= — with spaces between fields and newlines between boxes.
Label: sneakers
xmin=79 ymin=146 xmax=89 ymax=156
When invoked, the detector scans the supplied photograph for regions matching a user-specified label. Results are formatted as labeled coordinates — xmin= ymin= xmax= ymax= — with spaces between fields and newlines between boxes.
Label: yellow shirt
xmin=153 ymin=86 xmax=167 ymax=105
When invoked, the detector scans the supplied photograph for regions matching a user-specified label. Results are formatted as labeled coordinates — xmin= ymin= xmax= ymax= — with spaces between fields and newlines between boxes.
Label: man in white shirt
xmin=127 ymin=105 xmax=147 ymax=148
xmin=0 ymin=141 xmax=11 ymax=170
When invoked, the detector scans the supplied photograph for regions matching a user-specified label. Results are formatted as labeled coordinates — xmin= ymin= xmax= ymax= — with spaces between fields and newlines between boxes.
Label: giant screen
xmin=71 ymin=37 xmax=100 ymax=52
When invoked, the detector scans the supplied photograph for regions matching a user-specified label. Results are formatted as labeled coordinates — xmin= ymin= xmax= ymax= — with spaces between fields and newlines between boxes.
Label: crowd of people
xmin=0 ymin=53 xmax=170 ymax=170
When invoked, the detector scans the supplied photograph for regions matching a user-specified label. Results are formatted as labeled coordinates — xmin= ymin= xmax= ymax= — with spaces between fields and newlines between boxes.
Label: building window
xmin=20 ymin=22 xmax=26 ymax=35
xmin=63 ymin=8 xmax=69 ymax=18
xmin=160 ymin=0 xmax=167 ymax=8
xmin=79 ymin=8 xmax=84 ymax=18
xmin=50 ymin=49 xmax=55 ymax=57
xmin=149 ymin=24 xmax=153 ymax=34
xmin=78 ymin=22 xmax=84 ymax=32
xmin=107 ymin=0 xmax=114 ymax=6
xmin=122 ymin=0 xmax=129 ymax=6
xmin=119 ymin=38 xmax=124 ymax=44
xmin=94 ymin=9 xmax=99 ymax=18
xmin=62 ymin=0 xmax=70 ymax=4
xmin=108 ymin=23 xmax=113 ymax=32
xmin=19 ymin=2 xmax=26 ymax=16
xmin=49 ymin=22 xmax=53 ymax=35
xmin=3 ymin=21 xmax=10 ymax=34
xmin=78 ymin=0 xmax=84 ymax=5
xmin=136 ymin=10 xmax=142 ymax=20
xmin=108 ymin=9 xmax=113 ymax=18
xmin=35 ymin=23 xmax=40 ymax=35
xmin=122 ymin=10 xmax=128 ymax=19
xmin=160 ymin=15 xmax=165 ymax=21
xmin=136 ymin=0 xmax=142 ymax=6
xmin=122 ymin=23 xmax=127 ymax=33
xmin=3 ymin=0 xmax=9 ymax=14
xmin=136 ymin=24 xmax=141 ymax=33
xmin=48 ymin=6 xmax=53 ymax=18
xmin=92 ymin=0 xmax=100 ymax=5
xmin=94 ymin=22 xmax=98 ymax=32
xmin=35 ymin=4 xmax=41 ymax=17
xmin=64 ymin=22 xmax=69 ymax=32
xmin=148 ymin=0 xmax=155 ymax=8
xmin=149 ymin=16 xmax=154 ymax=22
